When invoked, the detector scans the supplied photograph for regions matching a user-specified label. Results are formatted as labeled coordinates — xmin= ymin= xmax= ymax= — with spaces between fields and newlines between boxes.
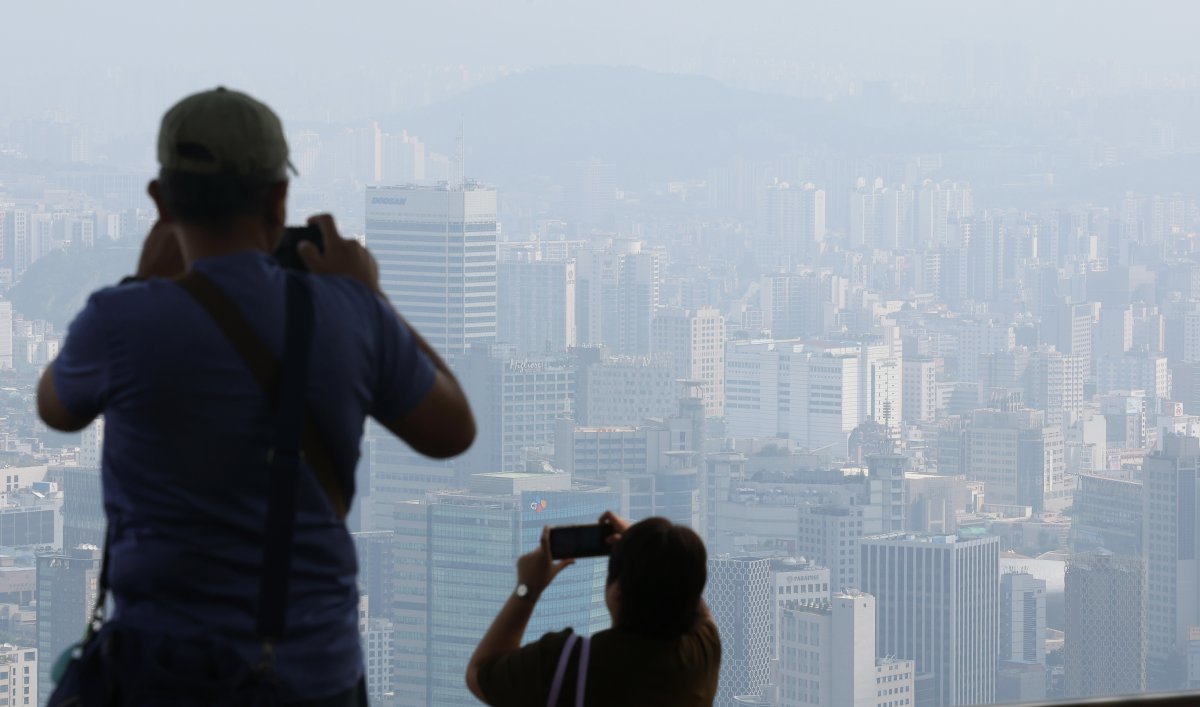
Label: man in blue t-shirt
xmin=36 ymin=87 xmax=475 ymax=704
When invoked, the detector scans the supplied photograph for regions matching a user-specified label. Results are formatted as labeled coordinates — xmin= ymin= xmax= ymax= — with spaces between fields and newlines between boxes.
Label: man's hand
xmin=135 ymin=221 xmax=185 ymax=279
xmin=299 ymin=214 xmax=381 ymax=294
xmin=516 ymin=526 xmax=574 ymax=598
xmin=599 ymin=510 xmax=631 ymax=547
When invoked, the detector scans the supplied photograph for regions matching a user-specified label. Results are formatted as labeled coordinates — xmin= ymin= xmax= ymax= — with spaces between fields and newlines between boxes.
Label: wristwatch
xmin=514 ymin=583 xmax=537 ymax=601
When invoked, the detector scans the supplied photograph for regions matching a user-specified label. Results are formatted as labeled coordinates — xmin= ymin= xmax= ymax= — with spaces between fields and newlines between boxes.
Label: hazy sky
xmin=3 ymin=0 xmax=1198 ymax=160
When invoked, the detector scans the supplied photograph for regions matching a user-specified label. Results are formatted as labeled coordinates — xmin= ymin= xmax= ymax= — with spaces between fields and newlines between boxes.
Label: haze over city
xmin=3 ymin=1 xmax=1200 ymax=705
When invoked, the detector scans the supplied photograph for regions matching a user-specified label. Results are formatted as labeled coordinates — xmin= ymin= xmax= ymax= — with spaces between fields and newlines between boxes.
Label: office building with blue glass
xmin=396 ymin=471 xmax=617 ymax=706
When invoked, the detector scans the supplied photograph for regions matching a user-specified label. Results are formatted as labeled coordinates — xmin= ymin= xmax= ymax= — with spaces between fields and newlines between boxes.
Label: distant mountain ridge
xmin=379 ymin=65 xmax=879 ymax=187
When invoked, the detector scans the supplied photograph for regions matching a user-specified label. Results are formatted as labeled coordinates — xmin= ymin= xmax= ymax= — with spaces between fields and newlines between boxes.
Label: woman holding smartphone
xmin=465 ymin=511 xmax=720 ymax=707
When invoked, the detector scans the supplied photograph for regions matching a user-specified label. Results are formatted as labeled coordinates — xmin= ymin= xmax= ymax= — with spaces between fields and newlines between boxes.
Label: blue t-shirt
xmin=52 ymin=251 xmax=436 ymax=699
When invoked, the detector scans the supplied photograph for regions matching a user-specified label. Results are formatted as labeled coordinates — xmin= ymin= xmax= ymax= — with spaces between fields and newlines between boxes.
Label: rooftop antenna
xmin=454 ymin=117 xmax=466 ymax=188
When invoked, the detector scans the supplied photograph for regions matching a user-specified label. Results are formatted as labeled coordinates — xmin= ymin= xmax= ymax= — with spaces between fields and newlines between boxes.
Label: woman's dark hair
xmin=156 ymin=169 xmax=281 ymax=231
xmin=606 ymin=517 xmax=707 ymax=638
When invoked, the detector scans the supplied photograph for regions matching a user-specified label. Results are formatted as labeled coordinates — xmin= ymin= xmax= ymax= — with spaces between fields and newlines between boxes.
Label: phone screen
xmin=548 ymin=524 xmax=613 ymax=559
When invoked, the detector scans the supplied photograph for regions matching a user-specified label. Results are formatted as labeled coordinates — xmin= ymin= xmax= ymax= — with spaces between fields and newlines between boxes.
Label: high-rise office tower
xmin=779 ymin=592 xmax=915 ymax=707
xmin=456 ymin=344 xmax=574 ymax=475
xmin=36 ymin=546 xmax=101 ymax=695
xmin=1070 ymin=474 xmax=1142 ymax=555
xmin=860 ymin=532 xmax=999 ymax=707
xmin=365 ymin=184 xmax=498 ymax=358
xmin=998 ymin=572 xmax=1047 ymax=702
xmin=652 ymin=305 xmax=726 ymax=417
xmin=770 ymin=558 xmax=831 ymax=656
xmin=1144 ymin=433 xmax=1200 ymax=688
xmin=496 ymin=247 xmax=576 ymax=356
xmin=1064 ymin=552 xmax=1146 ymax=697
xmin=60 ymin=464 xmax=104 ymax=550
xmin=966 ymin=402 xmax=1066 ymax=512
xmin=362 ymin=183 xmax=498 ymax=523
xmin=571 ymin=348 xmax=676 ymax=427
xmin=706 ymin=555 xmax=774 ymax=706
xmin=395 ymin=480 xmax=617 ymax=706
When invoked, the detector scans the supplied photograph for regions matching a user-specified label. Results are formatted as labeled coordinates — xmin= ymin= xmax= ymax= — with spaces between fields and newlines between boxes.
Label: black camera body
xmin=273 ymin=225 xmax=324 ymax=272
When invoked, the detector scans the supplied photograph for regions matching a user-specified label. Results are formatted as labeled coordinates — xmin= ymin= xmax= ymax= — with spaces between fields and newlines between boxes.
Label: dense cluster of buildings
xmin=2 ymin=90 xmax=1200 ymax=707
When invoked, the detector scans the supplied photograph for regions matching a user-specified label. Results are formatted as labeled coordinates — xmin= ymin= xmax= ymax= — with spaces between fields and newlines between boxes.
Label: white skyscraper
xmin=365 ymin=184 xmax=498 ymax=358
xmin=362 ymin=184 xmax=498 ymax=527
xmin=779 ymin=592 xmax=915 ymax=707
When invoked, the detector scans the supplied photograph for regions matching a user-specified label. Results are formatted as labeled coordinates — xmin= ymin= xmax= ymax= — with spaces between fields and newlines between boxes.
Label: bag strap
xmin=575 ymin=636 xmax=591 ymax=707
xmin=547 ymin=634 xmax=590 ymax=707
xmin=547 ymin=633 xmax=579 ymax=707
xmin=175 ymin=270 xmax=349 ymax=520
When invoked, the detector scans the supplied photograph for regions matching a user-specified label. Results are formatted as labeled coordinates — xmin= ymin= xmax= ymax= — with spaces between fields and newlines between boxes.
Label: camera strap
xmin=177 ymin=268 xmax=346 ymax=647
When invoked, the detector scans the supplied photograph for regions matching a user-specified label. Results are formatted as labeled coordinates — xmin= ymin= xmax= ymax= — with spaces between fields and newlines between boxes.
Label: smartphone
xmin=273 ymin=225 xmax=324 ymax=272
xmin=548 ymin=524 xmax=615 ymax=559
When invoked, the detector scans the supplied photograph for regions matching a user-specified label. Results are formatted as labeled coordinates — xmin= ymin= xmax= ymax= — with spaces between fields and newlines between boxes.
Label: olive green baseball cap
xmin=157 ymin=86 xmax=296 ymax=179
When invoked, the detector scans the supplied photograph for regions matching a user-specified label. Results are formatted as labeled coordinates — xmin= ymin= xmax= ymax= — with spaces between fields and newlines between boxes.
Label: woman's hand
xmin=516 ymin=526 xmax=574 ymax=598
xmin=600 ymin=510 xmax=631 ymax=547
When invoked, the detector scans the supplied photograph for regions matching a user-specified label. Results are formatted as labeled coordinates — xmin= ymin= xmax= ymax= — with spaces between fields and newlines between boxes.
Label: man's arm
xmin=300 ymin=214 xmax=475 ymax=459
xmin=378 ymin=318 xmax=475 ymax=459
xmin=36 ymin=368 xmax=94 ymax=432
xmin=466 ymin=526 xmax=574 ymax=703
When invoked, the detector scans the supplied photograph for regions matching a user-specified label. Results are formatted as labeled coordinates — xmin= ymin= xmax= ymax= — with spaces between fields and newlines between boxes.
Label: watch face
xmin=516 ymin=584 xmax=529 ymax=597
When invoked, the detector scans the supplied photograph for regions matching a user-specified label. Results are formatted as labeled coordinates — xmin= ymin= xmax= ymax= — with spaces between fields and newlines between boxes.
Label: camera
xmin=548 ymin=524 xmax=615 ymax=559
xmin=273 ymin=225 xmax=324 ymax=272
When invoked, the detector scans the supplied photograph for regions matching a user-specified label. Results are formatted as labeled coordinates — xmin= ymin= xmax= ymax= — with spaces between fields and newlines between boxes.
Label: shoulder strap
xmin=575 ymin=636 xmax=591 ymax=707
xmin=255 ymin=271 xmax=312 ymax=642
xmin=175 ymin=269 xmax=349 ymax=520
xmin=547 ymin=633 xmax=580 ymax=707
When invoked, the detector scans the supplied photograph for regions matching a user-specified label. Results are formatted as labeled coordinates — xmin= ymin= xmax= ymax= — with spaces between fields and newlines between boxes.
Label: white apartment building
xmin=902 ymin=357 xmax=938 ymax=424
xmin=653 ymin=305 xmax=726 ymax=417
xmin=726 ymin=339 xmax=901 ymax=451
xmin=0 ymin=644 xmax=36 ymax=707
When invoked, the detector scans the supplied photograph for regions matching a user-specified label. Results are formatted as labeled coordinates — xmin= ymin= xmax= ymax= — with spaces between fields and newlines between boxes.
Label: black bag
xmin=48 ymin=270 xmax=350 ymax=706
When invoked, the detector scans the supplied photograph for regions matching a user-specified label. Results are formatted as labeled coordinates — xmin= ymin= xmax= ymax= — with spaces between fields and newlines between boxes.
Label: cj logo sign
xmin=530 ymin=497 xmax=548 ymax=513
